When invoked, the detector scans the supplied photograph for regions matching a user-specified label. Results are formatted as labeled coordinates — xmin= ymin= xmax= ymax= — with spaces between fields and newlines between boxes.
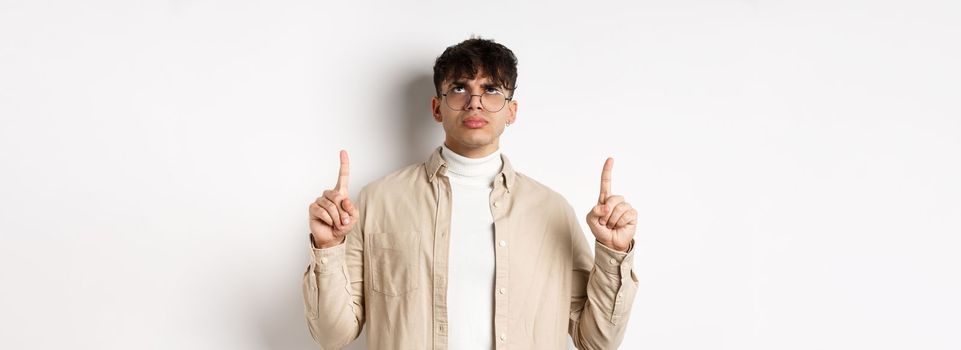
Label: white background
xmin=1 ymin=0 xmax=959 ymax=349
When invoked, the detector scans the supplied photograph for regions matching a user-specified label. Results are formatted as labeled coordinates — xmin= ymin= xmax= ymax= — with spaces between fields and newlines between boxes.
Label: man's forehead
xmin=450 ymin=73 xmax=490 ymax=82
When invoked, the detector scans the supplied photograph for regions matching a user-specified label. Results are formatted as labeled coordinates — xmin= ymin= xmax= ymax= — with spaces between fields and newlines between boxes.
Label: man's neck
xmin=443 ymin=141 xmax=499 ymax=159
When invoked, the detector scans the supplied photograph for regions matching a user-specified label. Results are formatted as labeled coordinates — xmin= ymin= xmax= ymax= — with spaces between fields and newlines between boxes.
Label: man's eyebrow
xmin=449 ymin=80 xmax=504 ymax=90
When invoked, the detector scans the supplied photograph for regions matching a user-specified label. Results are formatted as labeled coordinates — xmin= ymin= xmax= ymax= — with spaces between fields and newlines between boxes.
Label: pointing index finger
xmin=598 ymin=157 xmax=613 ymax=204
xmin=336 ymin=149 xmax=350 ymax=192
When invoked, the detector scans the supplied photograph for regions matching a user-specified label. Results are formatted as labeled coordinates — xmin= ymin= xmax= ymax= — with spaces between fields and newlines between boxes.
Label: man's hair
xmin=432 ymin=37 xmax=518 ymax=98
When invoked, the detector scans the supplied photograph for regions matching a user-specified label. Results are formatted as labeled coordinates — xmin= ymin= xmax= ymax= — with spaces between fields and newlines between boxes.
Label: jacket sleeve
xmin=302 ymin=189 xmax=367 ymax=349
xmin=566 ymin=203 xmax=639 ymax=349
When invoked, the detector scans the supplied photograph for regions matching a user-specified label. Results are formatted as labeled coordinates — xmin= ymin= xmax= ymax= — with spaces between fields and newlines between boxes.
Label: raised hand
xmin=308 ymin=150 xmax=359 ymax=248
xmin=585 ymin=157 xmax=637 ymax=252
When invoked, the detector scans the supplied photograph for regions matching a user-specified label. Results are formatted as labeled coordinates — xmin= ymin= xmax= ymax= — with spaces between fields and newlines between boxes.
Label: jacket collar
xmin=426 ymin=146 xmax=516 ymax=192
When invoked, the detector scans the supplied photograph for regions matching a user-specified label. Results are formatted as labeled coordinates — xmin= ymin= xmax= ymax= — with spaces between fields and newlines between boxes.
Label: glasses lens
xmin=482 ymin=93 xmax=507 ymax=112
xmin=444 ymin=89 xmax=508 ymax=112
xmin=445 ymin=90 xmax=469 ymax=111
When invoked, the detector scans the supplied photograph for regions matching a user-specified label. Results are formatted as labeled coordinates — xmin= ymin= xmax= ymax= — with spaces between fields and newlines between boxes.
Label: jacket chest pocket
xmin=369 ymin=231 xmax=420 ymax=296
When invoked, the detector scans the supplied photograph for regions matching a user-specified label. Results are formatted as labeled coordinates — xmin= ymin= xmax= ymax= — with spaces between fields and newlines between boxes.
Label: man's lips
xmin=463 ymin=117 xmax=488 ymax=129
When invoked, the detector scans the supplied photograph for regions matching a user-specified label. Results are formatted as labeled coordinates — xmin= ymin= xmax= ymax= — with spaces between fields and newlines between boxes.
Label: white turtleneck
xmin=441 ymin=143 xmax=502 ymax=349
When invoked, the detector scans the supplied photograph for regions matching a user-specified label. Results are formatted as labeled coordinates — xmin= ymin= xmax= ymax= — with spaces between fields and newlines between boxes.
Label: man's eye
xmin=485 ymin=88 xmax=501 ymax=94
xmin=451 ymin=87 xmax=466 ymax=93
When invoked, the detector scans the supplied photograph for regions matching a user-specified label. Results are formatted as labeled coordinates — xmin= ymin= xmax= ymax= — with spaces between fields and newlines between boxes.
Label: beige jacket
xmin=303 ymin=147 xmax=638 ymax=349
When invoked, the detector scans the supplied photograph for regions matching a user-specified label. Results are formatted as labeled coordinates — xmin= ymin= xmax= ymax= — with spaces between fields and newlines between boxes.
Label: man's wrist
xmin=597 ymin=240 xmax=631 ymax=253
xmin=311 ymin=234 xmax=346 ymax=249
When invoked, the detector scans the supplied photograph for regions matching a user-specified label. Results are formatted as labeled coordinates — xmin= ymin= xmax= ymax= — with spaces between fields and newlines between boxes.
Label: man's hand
xmin=308 ymin=150 xmax=359 ymax=249
xmin=586 ymin=157 xmax=637 ymax=252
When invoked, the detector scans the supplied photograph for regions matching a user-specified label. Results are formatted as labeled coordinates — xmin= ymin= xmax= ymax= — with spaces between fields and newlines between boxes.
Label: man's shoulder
xmin=512 ymin=171 xmax=574 ymax=211
xmin=358 ymin=161 xmax=427 ymax=197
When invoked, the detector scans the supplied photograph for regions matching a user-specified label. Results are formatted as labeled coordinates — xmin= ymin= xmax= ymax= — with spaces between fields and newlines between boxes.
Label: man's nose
xmin=466 ymin=94 xmax=484 ymax=111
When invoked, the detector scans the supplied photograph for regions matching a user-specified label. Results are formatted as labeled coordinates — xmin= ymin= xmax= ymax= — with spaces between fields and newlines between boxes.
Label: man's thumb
xmin=590 ymin=204 xmax=607 ymax=219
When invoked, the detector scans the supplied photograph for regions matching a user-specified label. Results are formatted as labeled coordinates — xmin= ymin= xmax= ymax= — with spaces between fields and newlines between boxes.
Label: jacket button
xmin=499 ymin=334 xmax=507 ymax=341
xmin=499 ymin=240 xmax=507 ymax=247
xmin=492 ymin=201 xmax=500 ymax=208
xmin=498 ymin=288 xmax=506 ymax=295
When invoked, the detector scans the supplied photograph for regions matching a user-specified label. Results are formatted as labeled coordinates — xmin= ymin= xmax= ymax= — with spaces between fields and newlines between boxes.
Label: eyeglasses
xmin=440 ymin=87 xmax=513 ymax=112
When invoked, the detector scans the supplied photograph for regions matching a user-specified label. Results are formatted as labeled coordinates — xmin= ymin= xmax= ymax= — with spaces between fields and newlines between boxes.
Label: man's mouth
xmin=463 ymin=117 xmax=488 ymax=129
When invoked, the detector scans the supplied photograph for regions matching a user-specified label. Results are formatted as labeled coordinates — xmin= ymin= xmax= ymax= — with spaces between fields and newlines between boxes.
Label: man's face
xmin=431 ymin=69 xmax=517 ymax=158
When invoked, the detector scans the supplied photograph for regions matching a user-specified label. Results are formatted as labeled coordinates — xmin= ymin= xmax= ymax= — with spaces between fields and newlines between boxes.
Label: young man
xmin=303 ymin=38 xmax=639 ymax=349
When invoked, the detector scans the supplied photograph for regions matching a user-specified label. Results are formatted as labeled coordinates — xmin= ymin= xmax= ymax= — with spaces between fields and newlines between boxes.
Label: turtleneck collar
xmin=440 ymin=143 xmax=503 ymax=187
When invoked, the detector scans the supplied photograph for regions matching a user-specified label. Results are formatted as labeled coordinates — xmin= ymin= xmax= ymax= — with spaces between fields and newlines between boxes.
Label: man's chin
xmin=464 ymin=138 xmax=494 ymax=148
xmin=448 ymin=137 xmax=495 ymax=150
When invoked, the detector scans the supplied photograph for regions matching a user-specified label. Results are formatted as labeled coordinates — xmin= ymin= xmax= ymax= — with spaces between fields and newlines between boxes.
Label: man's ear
xmin=508 ymin=99 xmax=518 ymax=124
xmin=431 ymin=96 xmax=443 ymax=123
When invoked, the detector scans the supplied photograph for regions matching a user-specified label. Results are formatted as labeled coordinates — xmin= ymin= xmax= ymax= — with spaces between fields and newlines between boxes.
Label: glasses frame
xmin=440 ymin=87 xmax=514 ymax=113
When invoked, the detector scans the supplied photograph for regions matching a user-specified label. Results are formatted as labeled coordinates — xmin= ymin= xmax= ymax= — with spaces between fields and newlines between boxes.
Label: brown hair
xmin=432 ymin=37 xmax=518 ymax=98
